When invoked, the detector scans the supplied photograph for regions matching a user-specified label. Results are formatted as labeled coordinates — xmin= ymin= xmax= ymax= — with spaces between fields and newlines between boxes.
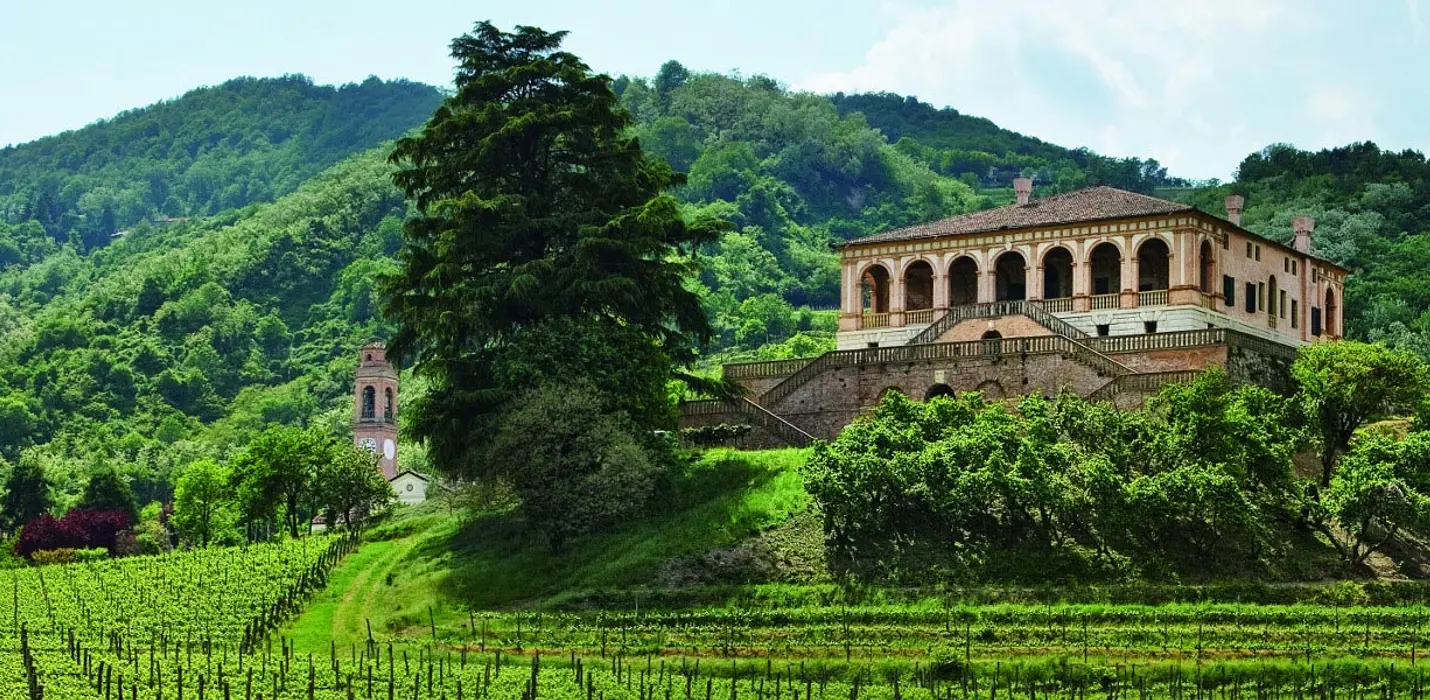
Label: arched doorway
xmin=994 ymin=252 xmax=1026 ymax=301
xmin=1089 ymin=242 xmax=1122 ymax=299
xmin=948 ymin=256 xmax=979 ymax=306
xmin=1325 ymin=288 xmax=1338 ymax=337
xmin=1042 ymin=247 xmax=1073 ymax=301
xmin=1199 ymin=240 xmax=1215 ymax=293
xmin=924 ymin=384 xmax=956 ymax=401
xmin=1137 ymin=239 xmax=1170 ymax=292
xmin=903 ymin=260 xmax=934 ymax=312
xmin=981 ymin=329 xmax=1003 ymax=355
xmin=861 ymin=264 xmax=891 ymax=315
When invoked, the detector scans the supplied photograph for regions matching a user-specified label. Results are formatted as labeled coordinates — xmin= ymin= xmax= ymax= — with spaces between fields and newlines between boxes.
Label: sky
xmin=1 ymin=0 xmax=1427 ymax=180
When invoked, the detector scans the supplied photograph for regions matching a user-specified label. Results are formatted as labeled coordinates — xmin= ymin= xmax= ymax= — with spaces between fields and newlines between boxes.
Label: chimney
xmin=1292 ymin=215 xmax=1314 ymax=253
xmin=1224 ymin=195 xmax=1244 ymax=226
xmin=1013 ymin=177 xmax=1032 ymax=206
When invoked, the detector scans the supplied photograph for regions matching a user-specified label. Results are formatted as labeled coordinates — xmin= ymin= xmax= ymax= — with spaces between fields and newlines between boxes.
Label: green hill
xmin=0 ymin=75 xmax=440 ymax=265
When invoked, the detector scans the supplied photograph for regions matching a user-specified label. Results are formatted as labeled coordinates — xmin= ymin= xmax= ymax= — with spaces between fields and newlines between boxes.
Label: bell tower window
xmin=361 ymin=386 xmax=376 ymax=420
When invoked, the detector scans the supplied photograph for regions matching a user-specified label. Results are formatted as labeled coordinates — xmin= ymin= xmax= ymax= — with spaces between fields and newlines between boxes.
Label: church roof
xmin=846 ymin=186 xmax=1195 ymax=246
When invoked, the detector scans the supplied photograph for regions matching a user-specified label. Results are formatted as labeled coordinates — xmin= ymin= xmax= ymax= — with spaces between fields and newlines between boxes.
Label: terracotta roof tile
xmin=846 ymin=186 xmax=1194 ymax=246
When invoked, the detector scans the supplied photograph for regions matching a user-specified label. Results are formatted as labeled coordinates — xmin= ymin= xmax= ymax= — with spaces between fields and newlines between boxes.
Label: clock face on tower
xmin=383 ymin=439 xmax=396 ymax=461
xmin=359 ymin=437 xmax=377 ymax=454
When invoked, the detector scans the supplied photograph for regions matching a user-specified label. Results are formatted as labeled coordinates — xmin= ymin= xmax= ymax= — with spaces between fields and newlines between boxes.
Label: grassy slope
xmin=283 ymin=448 xmax=813 ymax=652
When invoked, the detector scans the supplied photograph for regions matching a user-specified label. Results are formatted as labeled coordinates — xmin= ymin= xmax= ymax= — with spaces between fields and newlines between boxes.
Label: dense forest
xmin=0 ymin=75 xmax=440 ymax=265
xmin=3 ymin=64 xmax=1430 ymax=509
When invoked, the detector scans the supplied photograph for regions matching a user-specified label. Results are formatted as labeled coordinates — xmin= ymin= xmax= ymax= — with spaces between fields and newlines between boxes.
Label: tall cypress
xmin=382 ymin=22 xmax=722 ymax=481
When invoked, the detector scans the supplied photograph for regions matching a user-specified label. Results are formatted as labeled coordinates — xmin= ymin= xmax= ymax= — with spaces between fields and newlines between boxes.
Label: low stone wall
xmin=677 ymin=407 xmax=791 ymax=451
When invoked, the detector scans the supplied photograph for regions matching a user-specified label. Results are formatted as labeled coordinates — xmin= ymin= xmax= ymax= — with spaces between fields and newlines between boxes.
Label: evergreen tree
xmin=1 ymin=455 xmax=53 ymax=533
xmin=382 ymin=21 xmax=721 ymax=481
xmin=77 ymin=468 xmax=139 ymax=523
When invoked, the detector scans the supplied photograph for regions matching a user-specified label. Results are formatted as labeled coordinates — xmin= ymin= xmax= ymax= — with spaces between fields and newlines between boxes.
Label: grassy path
xmin=282 ymin=532 xmax=423 ymax=653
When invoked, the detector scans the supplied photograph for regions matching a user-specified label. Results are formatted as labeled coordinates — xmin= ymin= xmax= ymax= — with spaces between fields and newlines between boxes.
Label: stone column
xmin=1073 ymin=260 xmax=1092 ymax=312
xmin=890 ymin=275 xmax=906 ymax=326
xmin=1123 ymin=254 xmax=1140 ymax=308
xmin=839 ymin=262 xmax=859 ymax=331
xmin=1031 ymin=265 xmax=1044 ymax=302
xmin=932 ymin=266 xmax=950 ymax=309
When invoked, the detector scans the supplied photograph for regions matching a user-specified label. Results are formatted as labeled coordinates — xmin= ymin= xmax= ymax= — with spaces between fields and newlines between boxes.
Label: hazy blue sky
xmin=2 ymin=1 xmax=1427 ymax=179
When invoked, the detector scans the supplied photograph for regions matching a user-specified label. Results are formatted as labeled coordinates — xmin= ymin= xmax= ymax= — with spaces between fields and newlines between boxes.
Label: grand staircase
xmin=688 ymin=302 xmax=1300 ymax=446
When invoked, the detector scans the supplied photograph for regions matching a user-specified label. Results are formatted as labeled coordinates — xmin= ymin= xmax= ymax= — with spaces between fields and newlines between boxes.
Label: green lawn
xmin=283 ymin=448 xmax=814 ymax=651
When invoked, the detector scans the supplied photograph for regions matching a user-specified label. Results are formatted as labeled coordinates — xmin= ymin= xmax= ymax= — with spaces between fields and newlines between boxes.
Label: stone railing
xmin=1268 ymin=314 xmax=1278 ymax=330
xmin=1041 ymin=297 xmax=1074 ymax=313
xmin=1091 ymin=294 xmax=1122 ymax=310
xmin=1086 ymin=370 xmax=1202 ymax=403
xmin=860 ymin=312 xmax=890 ymax=329
xmin=679 ymin=398 xmax=815 ymax=446
xmin=1138 ymin=289 xmax=1169 ymax=307
xmin=721 ymin=357 xmax=814 ymax=380
xmin=904 ymin=308 xmax=937 ymax=325
xmin=1089 ymin=328 xmax=1226 ymax=354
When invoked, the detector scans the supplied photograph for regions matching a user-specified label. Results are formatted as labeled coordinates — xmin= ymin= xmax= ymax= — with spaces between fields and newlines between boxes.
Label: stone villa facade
xmin=681 ymin=181 xmax=1349 ymax=448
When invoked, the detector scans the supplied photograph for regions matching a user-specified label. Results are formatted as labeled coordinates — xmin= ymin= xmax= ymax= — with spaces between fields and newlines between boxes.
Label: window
xmin=1144 ymin=321 xmax=1158 ymax=334
xmin=1279 ymin=290 xmax=1287 ymax=318
xmin=1096 ymin=324 xmax=1110 ymax=337
xmin=1291 ymin=260 xmax=1298 ymax=276
xmin=1255 ymin=245 xmax=1261 ymax=261
xmin=1223 ymin=275 xmax=1236 ymax=307
xmin=1291 ymin=300 xmax=1299 ymax=328
xmin=1258 ymin=282 xmax=1266 ymax=311
xmin=1222 ymin=237 xmax=1229 ymax=250
xmin=1245 ymin=283 xmax=1256 ymax=313
xmin=1283 ymin=259 xmax=1289 ymax=273
xmin=1311 ymin=307 xmax=1322 ymax=336
xmin=866 ymin=342 xmax=879 ymax=348
xmin=1246 ymin=242 xmax=1253 ymax=258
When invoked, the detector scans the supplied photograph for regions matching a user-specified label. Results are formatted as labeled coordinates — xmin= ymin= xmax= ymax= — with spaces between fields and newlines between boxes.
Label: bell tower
xmin=353 ymin=342 xmax=399 ymax=480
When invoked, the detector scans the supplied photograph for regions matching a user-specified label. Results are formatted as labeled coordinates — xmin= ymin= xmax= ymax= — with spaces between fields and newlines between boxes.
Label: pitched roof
xmin=846 ymin=186 xmax=1195 ymax=246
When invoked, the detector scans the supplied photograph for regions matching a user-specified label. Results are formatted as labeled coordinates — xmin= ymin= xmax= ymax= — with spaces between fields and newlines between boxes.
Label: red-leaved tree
xmin=15 ymin=509 xmax=131 ymax=558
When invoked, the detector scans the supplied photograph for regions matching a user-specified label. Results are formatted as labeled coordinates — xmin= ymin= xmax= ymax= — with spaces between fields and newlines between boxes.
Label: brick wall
xmin=936 ymin=315 xmax=1053 ymax=342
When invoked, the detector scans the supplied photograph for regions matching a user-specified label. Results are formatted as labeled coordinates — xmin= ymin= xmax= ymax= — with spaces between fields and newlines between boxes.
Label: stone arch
xmin=1089 ymin=242 xmax=1122 ymax=296
xmin=859 ymin=263 xmax=892 ymax=313
xmin=1041 ymin=246 xmax=1074 ymax=300
xmin=994 ymin=251 xmax=1027 ymax=301
xmin=1325 ymin=287 xmax=1338 ymax=337
xmin=903 ymin=259 xmax=935 ymax=311
xmin=361 ymin=386 xmax=376 ymax=420
xmin=947 ymin=256 xmax=979 ymax=306
xmin=1137 ymin=238 xmax=1171 ymax=291
xmin=976 ymin=380 xmax=1006 ymax=399
xmin=1199 ymin=239 xmax=1215 ymax=293
xmin=924 ymin=384 xmax=956 ymax=401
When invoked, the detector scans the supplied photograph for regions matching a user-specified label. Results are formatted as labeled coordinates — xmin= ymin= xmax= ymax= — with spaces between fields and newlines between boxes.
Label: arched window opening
xmin=980 ymin=329 xmax=1003 ymax=355
xmin=1199 ymin=240 xmax=1215 ymax=293
xmin=1042 ymin=247 xmax=1074 ymax=299
xmin=903 ymin=260 xmax=935 ymax=310
xmin=948 ymin=256 xmax=979 ymax=306
xmin=1268 ymin=275 xmax=1278 ymax=316
xmin=361 ymin=386 xmax=376 ymax=420
xmin=1089 ymin=243 xmax=1122 ymax=296
xmin=924 ymin=384 xmax=956 ymax=401
xmin=384 ymin=388 xmax=394 ymax=421
xmin=994 ymin=252 xmax=1026 ymax=301
xmin=1137 ymin=239 xmax=1170 ymax=291
xmin=365 ymin=353 xmax=373 ymax=362
xmin=860 ymin=265 xmax=891 ymax=314
xmin=1326 ymin=288 xmax=1339 ymax=337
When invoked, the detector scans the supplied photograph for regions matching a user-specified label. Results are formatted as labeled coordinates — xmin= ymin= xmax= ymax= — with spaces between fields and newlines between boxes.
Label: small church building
xmin=680 ymin=181 xmax=1349 ymax=447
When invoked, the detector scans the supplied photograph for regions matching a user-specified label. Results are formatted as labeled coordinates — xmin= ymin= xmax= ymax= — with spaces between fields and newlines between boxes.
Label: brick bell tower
xmin=353 ymin=342 xmax=399 ymax=480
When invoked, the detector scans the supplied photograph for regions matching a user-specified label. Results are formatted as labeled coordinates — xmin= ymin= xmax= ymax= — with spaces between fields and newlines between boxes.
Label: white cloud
xmin=797 ymin=0 xmax=1296 ymax=179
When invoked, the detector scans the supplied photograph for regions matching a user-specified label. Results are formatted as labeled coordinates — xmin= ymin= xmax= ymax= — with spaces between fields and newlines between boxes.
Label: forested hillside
xmin=1178 ymin=143 xmax=1430 ymax=355
xmin=617 ymin=64 xmax=984 ymax=355
xmin=832 ymin=92 xmax=1191 ymax=194
xmin=0 ymin=149 xmax=403 ymax=503
xmin=0 ymin=75 xmax=440 ymax=265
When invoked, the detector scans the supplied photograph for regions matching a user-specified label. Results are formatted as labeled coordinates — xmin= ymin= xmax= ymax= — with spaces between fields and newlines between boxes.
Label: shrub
xmin=681 ymin=423 xmax=754 ymax=447
xmin=30 ymin=548 xmax=108 ymax=566
xmin=14 ymin=509 xmax=131 ymax=558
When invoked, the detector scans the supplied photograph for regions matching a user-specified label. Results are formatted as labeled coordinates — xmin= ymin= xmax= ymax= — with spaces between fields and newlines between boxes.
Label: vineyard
xmin=17 ymin=530 xmax=1430 ymax=699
